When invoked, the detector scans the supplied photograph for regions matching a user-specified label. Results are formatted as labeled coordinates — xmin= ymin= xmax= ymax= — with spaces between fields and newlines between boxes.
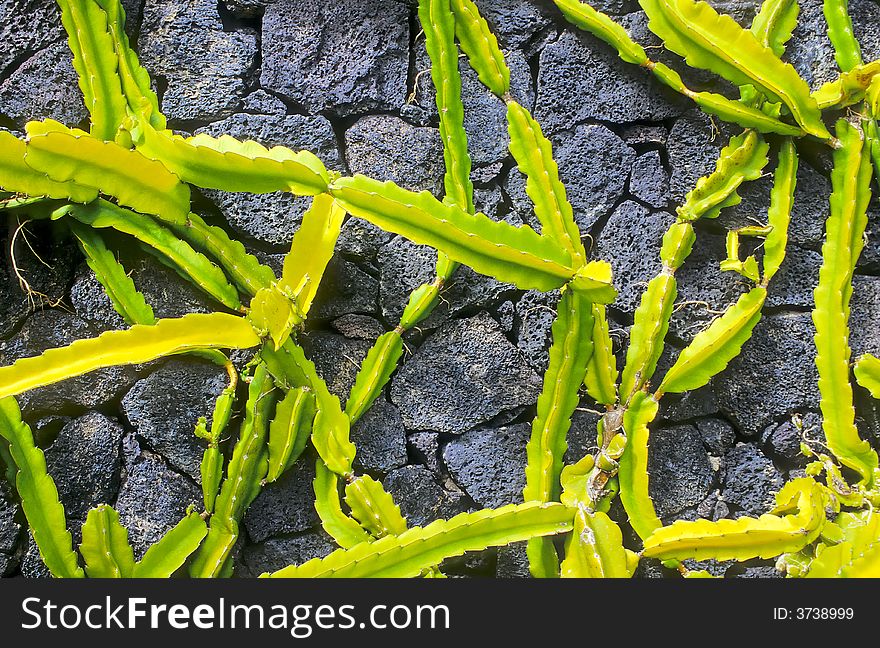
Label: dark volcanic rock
xmin=0 ymin=311 xmax=136 ymax=415
xmin=535 ymin=23 xmax=684 ymax=133
xmin=595 ymin=201 xmax=675 ymax=314
xmin=236 ymin=531 xmax=335 ymax=577
xmin=21 ymin=534 xmax=51 ymax=578
xmin=116 ymin=452 xmax=201 ymax=559
xmin=350 ymin=400 xmax=408 ymax=474
xmin=383 ymin=465 xmax=468 ymax=527
xmin=715 ymin=313 xmax=819 ymax=436
xmin=475 ymin=0 xmax=553 ymax=49
xmin=496 ymin=542 xmax=531 ymax=578
xmin=261 ymin=0 xmax=409 ymax=116
xmin=391 ymin=312 xmax=542 ymax=434
xmin=197 ymin=113 xmax=342 ymax=246
xmin=629 ymin=150 xmax=670 ymax=209
xmin=121 ymin=359 xmax=227 ymax=482
xmin=243 ymin=456 xmax=318 ymax=543
xmin=345 ymin=115 xmax=443 ymax=195
xmin=0 ymin=0 xmax=62 ymax=79
xmin=300 ymin=331 xmax=372 ymax=402
xmin=668 ymin=109 xmax=736 ymax=203
xmin=788 ymin=0 xmax=880 ymax=90
xmin=377 ymin=236 xmax=507 ymax=325
xmin=513 ymin=290 xmax=560 ymax=371
xmin=69 ymin=264 xmax=128 ymax=331
xmin=331 ymin=314 xmax=385 ymax=341
xmin=128 ymin=256 xmax=214 ymax=318
xmin=412 ymin=46 xmax=533 ymax=166
xmin=0 ymin=482 xmax=20 ymax=572
xmin=851 ymin=276 xmax=880 ymax=358
xmin=311 ymin=258 xmax=379 ymax=321
xmin=0 ymin=41 xmax=86 ymax=127
xmin=507 ymin=124 xmax=634 ymax=232
xmin=407 ymin=431 xmax=441 ymax=473
xmin=721 ymin=443 xmax=784 ymax=514
xmin=669 ymin=232 xmax=750 ymax=342
xmin=695 ymin=418 xmax=736 ymax=456
xmin=1 ymin=222 xmax=79 ymax=338
xmin=765 ymin=246 xmax=821 ymax=310
xmin=762 ymin=412 xmax=823 ymax=466
xmin=443 ymin=423 xmax=529 ymax=508
xmin=139 ymin=0 xmax=257 ymax=121
xmin=337 ymin=219 xmax=395 ymax=260
xmin=648 ymin=424 xmax=715 ymax=519
xmin=45 ymin=412 xmax=124 ymax=525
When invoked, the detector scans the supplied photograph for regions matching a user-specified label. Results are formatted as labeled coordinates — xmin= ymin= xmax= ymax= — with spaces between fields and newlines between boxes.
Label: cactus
xmin=2 ymin=0 xmax=880 ymax=580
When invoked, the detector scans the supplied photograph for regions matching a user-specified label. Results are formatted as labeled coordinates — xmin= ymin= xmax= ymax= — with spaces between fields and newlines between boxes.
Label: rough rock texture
xmin=443 ymin=423 xmax=530 ymax=508
xmin=649 ymin=425 xmax=715 ymax=519
xmin=121 ymin=359 xmax=227 ymax=481
xmin=236 ymin=531 xmax=335 ymax=577
xmin=383 ymin=465 xmax=468 ymax=527
xmin=391 ymin=313 xmax=542 ymax=433
xmin=139 ymin=0 xmax=257 ymax=121
xmin=45 ymin=412 xmax=125 ymax=526
xmin=243 ymin=456 xmax=318 ymax=543
xmin=115 ymin=451 xmax=201 ymax=559
xmin=350 ymin=400 xmax=408 ymax=474
xmin=0 ymin=0 xmax=62 ymax=79
xmin=261 ymin=0 xmax=409 ymax=115
xmin=721 ymin=443 xmax=785 ymax=515
xmin=715 ymin=313 xmax=819 ymax=437
xmin=0 ymin=41 xmax=87 ymax=127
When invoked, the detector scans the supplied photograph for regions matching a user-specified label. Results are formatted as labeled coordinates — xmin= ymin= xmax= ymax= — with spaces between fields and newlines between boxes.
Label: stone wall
xmin=1 ymin=0 xmax=880 ymax=578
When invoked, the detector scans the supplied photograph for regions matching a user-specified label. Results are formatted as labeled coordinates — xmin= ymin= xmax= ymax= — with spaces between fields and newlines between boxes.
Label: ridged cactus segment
xmin=93 ymin=0 xmax=165 ymax=130
xmin=657 ymin=287 xmax=767 ymax=396
xmin=169 ymin=212 xmax=275 ymax=298
xmin=329 ymin=175 xmax=576 ymax=291
xmin=266 ymin=387 xmax=315 ymax=483
xmin=584 ymin=304 xmax=618 ymax=406
xmin=344 ymin=331 xmax=404 ymax=424
xmin=762 ymin=138 xmax=799 ymax=281
xmin=64 ymin=200 xmax=241 ymax=310
xmin=639 ymin=0 xmax=829 ymax=139
xmin=344 ymin=475 xmax=408 ymax=538
xmin=561 ymin=509 xmax=636 ymax=578
xmin=659 ymin=222 xmax=695 ymax=269
xmin=56 ymin=0 xmax=128 ymax=140
xmin=617 ymin=391 xmax=662 ymax=541
xmin=643 ymin=479 xmax=828 ymax=561
xmin=132 ymin=124 xmax=331 ymax=196
xmin=619 ymin=274 xmax=677 ymax=400
xmin=260 ymin=341 xmax=355 ymax=476
xmin=677 ymin=130 xmax=770 ymax=222
xmin=813 ymin=60 xmax=880 ymax=109
xmin=133 ymin=511 xmax=207 ymax=578
xmin=524 ymin=289 xmax=595 ymax=577
xmin=420 ymin=0 xmax=473 ymax=213
xmin=25 ymin=120 xmax=191 ymax=224
xmin=806 ymin=510 xmax=880 ymax=577
xmin=507 ymin=101 xmax=586 ymax=264
xmin=80 ymin=504 xmax=135 ymax=578
xmin=813 ymin=120 xmax=879 ymax=485
xmin=750 ymin=0 xmax=799 ymax=56
xmin=279 ymin=193 xmax=347 ymax=318
xmin=68 ymin=220 xmax=156 ymax=326
xmin=449 ymin=0 xmax=510 ymax=97
xmin=552 ymin=0 xmax=648 ymax=65
xmin=0 ymin=397 xmax=83 ymax=578
xmin=0 ymin=131 xmax=98 ymax=202
xmin=191 ymin=364 xmax=275 ymax=578
xmin=0 ymin=312 xmax=260 ymax=401
xmin=854 ymin=353 xmax=880 ymax=398
xmin=313 ymin=460 xmax=372 ymax=549
xmin=823 ymin=0 xmax=863 ymax=72
xmin=266 ymin=503 xmax=575 ymax=578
